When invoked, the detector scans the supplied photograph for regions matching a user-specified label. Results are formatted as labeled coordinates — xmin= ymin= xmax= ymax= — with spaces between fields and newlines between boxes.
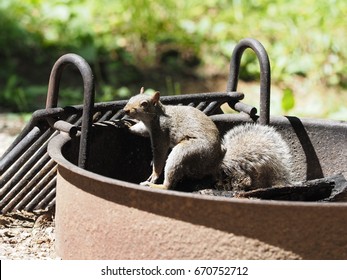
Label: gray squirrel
xmin=123 ymin=88 xmax=293 ymax=191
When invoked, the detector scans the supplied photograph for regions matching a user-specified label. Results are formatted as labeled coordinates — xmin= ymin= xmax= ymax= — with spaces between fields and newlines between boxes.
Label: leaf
xmin=117 ymin=87 xmax=131 ymax=98
xmin=281 ymin=87 xmax=295 ymax=112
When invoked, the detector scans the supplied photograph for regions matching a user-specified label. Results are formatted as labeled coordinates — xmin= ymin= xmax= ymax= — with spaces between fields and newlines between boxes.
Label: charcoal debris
xmin=195 ymin=174 xmax=347 ymax=202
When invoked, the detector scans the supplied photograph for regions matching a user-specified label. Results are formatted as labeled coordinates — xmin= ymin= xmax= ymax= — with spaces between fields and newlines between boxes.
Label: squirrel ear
xmin=140 ymin=87 xmax=145 ymax=94
xmin=152 ymin=91 xmax=160 ymax=104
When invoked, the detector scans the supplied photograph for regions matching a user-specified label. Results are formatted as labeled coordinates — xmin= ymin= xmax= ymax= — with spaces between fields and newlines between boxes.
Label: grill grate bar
xmin=0 ymin=152 xmax=53 ymax=210
xmin=32 ymin=181 xmax=56 ymax=211
xmin=15 ymin=163 xmax=57 ymax=212
xmin=203 ymin=101 xmax=222 ymax=115
xmin=0 ymin=128 xmax=56 ymax=189
xmin=110 ymin=109 xmax=125 ymax=121
xmin=0 ymin=126 xmax=42 ymax=173
xmin=97 ymin=110 xmax=114 ymax=123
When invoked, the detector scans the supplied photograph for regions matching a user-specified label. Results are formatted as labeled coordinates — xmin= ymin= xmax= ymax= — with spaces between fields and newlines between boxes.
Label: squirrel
xmin=123 ymin=88 xmax=293 ymax=191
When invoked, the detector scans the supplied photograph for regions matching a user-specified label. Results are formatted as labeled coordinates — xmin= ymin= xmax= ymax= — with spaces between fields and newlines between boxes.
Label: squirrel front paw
xmin=140 ymin=181 xmax=151 ymax=187
xmin=140 ymin=181 xmax=168 ymax=190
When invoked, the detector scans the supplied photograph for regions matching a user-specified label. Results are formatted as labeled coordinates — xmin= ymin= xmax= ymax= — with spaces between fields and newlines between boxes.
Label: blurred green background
xmin=0 ymin=0 xmax=347 ymax=120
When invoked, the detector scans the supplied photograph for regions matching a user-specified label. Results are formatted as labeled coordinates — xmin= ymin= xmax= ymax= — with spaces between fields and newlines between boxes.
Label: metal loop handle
xmin=227 ymin=38 xmax=271 ymax=125
xmin=46 ymin=53 xmax=95 ymax=169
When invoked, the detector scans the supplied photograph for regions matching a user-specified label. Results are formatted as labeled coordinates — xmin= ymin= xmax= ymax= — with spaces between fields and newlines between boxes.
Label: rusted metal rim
xmin=48 ymin=132 xmax=347 ymax=208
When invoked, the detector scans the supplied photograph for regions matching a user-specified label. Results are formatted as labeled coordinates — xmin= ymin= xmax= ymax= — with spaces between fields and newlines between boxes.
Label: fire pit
xmin=48 ymin=38 xmax=347 ymax=259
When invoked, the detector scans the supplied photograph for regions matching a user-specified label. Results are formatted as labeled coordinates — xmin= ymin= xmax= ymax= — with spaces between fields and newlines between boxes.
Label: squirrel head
xmin=123 ymin=88 xmax=162 ymax=122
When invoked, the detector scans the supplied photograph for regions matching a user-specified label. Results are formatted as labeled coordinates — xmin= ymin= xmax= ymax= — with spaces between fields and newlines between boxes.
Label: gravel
xmin=0 ymin=210 xmax=57 ymax=259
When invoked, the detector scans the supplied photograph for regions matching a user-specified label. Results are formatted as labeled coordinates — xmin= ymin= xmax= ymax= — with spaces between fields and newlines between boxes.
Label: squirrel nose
xmin=123 ymin=108 xmax=130 ymax=115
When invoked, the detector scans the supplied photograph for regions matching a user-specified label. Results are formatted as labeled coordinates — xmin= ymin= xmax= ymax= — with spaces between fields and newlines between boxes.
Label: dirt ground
xmin=0 ymin=210 xmax=57 ymax=260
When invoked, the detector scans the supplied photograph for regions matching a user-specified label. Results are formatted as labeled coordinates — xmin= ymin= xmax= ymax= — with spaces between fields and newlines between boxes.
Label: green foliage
xmin=281 ymin=88 xmax=295 ymax=113
xmin=0 ymin=0 xmax=347 ymax=114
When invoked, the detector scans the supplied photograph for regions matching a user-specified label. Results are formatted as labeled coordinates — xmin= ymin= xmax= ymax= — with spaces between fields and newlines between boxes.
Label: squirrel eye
xmin=140 ymin=100 xmax=149 ymax=108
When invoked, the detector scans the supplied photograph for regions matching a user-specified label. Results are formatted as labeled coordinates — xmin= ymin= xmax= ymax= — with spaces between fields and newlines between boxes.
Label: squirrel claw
xmin=140 ymin=181 xmax=151 ymax=187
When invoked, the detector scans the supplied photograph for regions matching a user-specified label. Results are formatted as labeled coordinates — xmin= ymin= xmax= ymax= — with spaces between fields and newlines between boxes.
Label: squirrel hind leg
xmin=163 ymin=141 xmax=214 ymax=189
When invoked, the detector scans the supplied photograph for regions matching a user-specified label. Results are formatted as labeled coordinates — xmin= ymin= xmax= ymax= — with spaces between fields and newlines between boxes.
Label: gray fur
xmin=218 ymin=123 xmax=293 ymax=191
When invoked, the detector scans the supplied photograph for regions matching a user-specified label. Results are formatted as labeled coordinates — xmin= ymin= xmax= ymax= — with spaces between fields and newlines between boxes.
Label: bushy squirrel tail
xmin=217 ymin=123 xmax=293 ymax=192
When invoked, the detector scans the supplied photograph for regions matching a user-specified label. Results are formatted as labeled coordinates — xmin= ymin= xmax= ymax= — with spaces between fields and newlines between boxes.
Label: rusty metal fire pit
xmin=47 ymin=38 xmax=347 ymax=259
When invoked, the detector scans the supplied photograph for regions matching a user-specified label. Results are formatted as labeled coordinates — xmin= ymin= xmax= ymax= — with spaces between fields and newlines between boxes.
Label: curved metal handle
xmin=46 ymin=53 xmax=95 ymax=169
xmin=227 ymin=38 xmax=271 ymax=125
